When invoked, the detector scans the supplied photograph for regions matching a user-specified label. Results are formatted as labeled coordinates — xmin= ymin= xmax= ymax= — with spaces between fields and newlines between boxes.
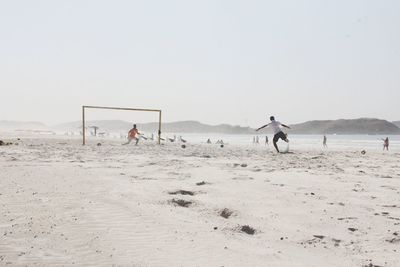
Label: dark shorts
xmin=273 ymin=131 xmax=287 ymax=142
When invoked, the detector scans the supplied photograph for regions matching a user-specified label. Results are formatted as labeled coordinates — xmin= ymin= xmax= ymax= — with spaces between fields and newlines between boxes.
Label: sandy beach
xmin=2 ymin=0 xmax=400 ymax=265
xmin=0 ymin=137 xmax=399 ymax=266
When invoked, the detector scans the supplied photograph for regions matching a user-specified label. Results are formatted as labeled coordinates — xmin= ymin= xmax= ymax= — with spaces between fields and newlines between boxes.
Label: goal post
xmin=82 ymin=105 xmax=162 ymax=145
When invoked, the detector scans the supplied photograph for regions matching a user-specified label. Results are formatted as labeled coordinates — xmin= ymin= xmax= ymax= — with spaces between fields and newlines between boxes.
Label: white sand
xmin=0 ymin=137 xmax=399 ymax=266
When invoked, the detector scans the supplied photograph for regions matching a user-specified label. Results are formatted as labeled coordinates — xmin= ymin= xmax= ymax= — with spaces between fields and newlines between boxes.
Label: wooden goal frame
xmin=82 ymin=105 xmax=162 ymax=145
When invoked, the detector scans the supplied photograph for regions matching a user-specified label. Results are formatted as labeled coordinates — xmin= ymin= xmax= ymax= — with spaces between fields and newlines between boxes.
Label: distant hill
xmin=287 ymin=118 xmax=400 ymax=135
xmin=54 ymin=120 xmax=254 ymax=134
xmin=3 ymin=118 xmax=400 ymax=135
xmin=53 ymin=120 xmax=131 ymax=132
xmin=57 ymin=119 xmax=400 ymax=134
xmin=0 ymin=120 xmax=49 ymax=131
xmin=140 ymin=121 xmax=254 ymax=134
xmin=393 ymin=121 xmax=400 ymax=128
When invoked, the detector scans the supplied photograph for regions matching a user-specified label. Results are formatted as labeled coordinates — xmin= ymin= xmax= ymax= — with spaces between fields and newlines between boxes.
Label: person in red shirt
xmin=123 ymin=124 xmax=140 ymax=145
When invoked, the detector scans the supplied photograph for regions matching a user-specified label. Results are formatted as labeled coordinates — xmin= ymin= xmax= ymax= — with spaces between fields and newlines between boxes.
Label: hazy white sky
xmin=1 ymin=0 xmax=399 ymax=127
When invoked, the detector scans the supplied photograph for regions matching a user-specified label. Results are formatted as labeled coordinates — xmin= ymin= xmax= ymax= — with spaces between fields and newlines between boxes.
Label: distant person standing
xmin=383 ymin=137 xmax=389 ymax=151
xmin=123 ymin=124 xmax=140 ymax=145
xmin=323 ymin=135 xmax=328 ymax=148
xmin=256 ymin=116 xmax=291 ymax=153
xmin=265 ymin=136 xmax=269 ymax=146
xmin=256 ymin=136 xmax=259 ymax=144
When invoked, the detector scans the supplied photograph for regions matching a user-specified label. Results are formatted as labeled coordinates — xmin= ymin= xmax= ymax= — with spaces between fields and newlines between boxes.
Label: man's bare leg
xmin=123 ymin=138 xmax=132 ymax=145
xmin=273 ymin=141 xmax=279 ymax=152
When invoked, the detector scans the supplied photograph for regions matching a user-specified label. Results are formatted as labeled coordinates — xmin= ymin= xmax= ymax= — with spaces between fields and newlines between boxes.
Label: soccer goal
xmin=81 ymin=105 xmax=162 ymax=145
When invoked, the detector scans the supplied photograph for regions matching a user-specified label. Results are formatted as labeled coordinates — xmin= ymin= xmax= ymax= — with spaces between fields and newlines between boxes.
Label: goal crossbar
xmin=82 ymin=105 xmax=162 ymax=145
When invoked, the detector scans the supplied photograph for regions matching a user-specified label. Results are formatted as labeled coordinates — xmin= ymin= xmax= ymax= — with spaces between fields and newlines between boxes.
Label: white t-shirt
xmin=270 ymin=121 xmax=282 ymax=135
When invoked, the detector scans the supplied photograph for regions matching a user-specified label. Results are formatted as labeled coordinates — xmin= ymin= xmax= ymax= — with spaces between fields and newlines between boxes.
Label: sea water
xmin=170 ymin=133 xmax=400 ymax=152
xmin=15 ymin=130 xmax=397 ymax=152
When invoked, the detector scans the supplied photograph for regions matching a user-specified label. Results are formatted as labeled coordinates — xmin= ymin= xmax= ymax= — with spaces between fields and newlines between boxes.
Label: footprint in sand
xmin=169 ymin=199 xmax=193 ymax=208
xmin=233 ymin=163 xmax=248 ymax=168
xmin=337 ymin=217 xmax=358 ymax=221
xmin=196 ymin=181 xmax=209 ymax=186
xmin=386 ymin=236 xmax=400 ymax=244
xmin=301 ymin=235 xmax=341 ymax=248
xmin=348 ymin=227 xmax=358 ymax=232
xmin=363 ymin=263 xmax=384 ymax=267
xmin=232 ymin=176 xmax=254 ymax=181
xmin=219 ymin=208 xmax=233 ymax=219
xmin=240 ymin=225 xmax=256 ymax=235
xmin=168 ymin=190 xmax=196 ymax=196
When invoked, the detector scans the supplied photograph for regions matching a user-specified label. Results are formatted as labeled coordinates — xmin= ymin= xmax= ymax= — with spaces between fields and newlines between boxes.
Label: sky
xmin=0 ymin=0 xmax=399 ymax=127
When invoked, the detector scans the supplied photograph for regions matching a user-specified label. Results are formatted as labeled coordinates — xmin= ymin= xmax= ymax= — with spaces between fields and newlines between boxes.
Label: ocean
xmin=5 ymin=130 xmax=398 ymax=152
xmin=170 ymin=133 xmax=400 ymax=152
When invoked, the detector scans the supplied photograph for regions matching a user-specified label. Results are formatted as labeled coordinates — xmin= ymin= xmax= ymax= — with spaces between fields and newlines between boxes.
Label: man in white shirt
xmin=256 ymin=116 xmax=291 ymax=153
